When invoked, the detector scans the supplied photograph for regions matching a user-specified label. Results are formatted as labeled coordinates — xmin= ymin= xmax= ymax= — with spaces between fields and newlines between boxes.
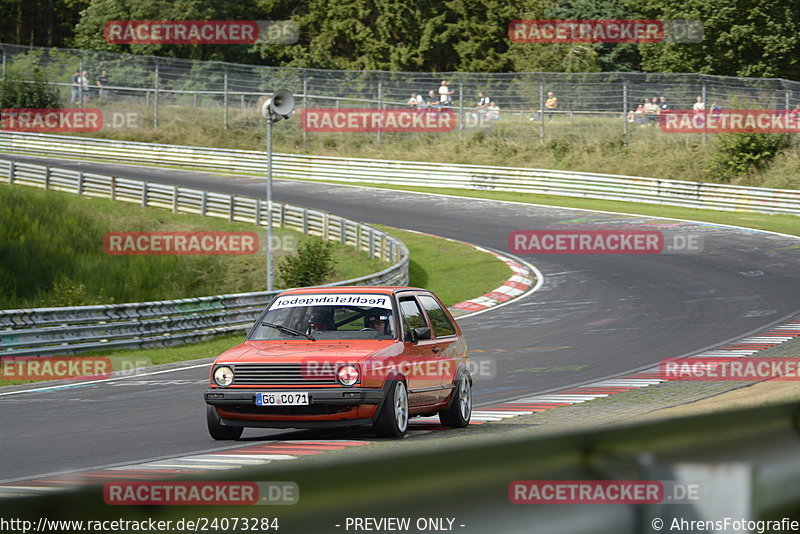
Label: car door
xmin=397 ymin=293 xmax=439 ymax=407
xmin=417 ymin=293 xmax=462 ymax=402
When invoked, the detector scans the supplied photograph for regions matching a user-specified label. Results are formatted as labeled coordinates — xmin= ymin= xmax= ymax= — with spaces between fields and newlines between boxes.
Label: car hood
xmin=214 ymin=340 xmax=401 ymax=364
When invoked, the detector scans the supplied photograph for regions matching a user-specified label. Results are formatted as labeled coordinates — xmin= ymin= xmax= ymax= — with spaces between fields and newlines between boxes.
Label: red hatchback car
xmin=204 ymin=286 xmax=472 ymax=439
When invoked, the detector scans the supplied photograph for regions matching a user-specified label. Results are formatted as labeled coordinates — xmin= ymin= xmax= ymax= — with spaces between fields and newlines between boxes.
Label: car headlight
xmin=337 ymin=364 xmax=360 ymax=386
xmin=213 ymin=366 xmax=234 ymax=387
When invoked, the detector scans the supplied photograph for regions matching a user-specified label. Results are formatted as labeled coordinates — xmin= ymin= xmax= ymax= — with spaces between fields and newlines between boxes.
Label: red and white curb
xmin=387 ymin=227 xmax=536 ymax=315
xmin=451 ymin=248 xmax=534 ymax=313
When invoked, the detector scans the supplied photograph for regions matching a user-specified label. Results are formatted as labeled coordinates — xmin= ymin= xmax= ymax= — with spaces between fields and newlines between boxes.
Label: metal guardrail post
xmin=141 ymin=181 xmax=148 ymax=207
xmin=255 ymin=198 xmax=262 ymax=226
xmin=76 ymin=171 xmax=84 ymax=195
xmin=8 ymin=160 xmax=14 ymax=183
xmin=44 ymin=166 xmax=50 ymax=190
xmin=172 ymin=186 xmax=178 ymax=213
xmin=110 ymin=176 xmax=116 ymax=200
xmin=229 ymin=195 xmax=235 ymax=221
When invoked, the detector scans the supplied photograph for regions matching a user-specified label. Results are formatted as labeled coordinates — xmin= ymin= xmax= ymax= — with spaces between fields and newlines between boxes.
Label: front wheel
xmin=372 ymin=380 xmax=409 ymax=439
xmin=439 ymin=373 xmax=472 ymax=428
xmin=206 ymin=405 xmax=244 ymax=440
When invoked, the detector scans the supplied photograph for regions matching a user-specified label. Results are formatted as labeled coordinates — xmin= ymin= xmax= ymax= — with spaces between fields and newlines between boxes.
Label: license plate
xmin=255 ymin=392 xmax=309 ymax=406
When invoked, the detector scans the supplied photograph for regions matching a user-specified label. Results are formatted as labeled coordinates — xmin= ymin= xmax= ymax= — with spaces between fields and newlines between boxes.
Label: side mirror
xmin=413 ymin=326 xmax=432 ymax=342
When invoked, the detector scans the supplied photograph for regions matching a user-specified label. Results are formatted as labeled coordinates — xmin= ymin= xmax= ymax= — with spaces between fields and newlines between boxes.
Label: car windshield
xmin=250 ymin=293 xmax=396 ymax=341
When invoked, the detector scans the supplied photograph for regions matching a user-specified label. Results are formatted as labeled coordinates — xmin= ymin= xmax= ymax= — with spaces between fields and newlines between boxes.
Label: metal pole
xmin=377 ymin=80 xmax=383 ymax=143
xmin=78 ymin=57 xmax=84 ymax=109
xmin=459 ymin=83 xmax=464 ymax=140
xmin=302 ymin=76 xmax=308 ymax=145
xmin=223 ymin=68 xmax=228 ymax=131
xmin=701 ymin=81 xmax=707 ymax=145
xmin=785 ymin=83 xmax=791 ymax=142
xmin=154 ymin=62 xmax=159 ymax=129
xmin=266 ymin=117 xmax=274 ymax=291
xmin=623 ymin=82 xmax=629 ymax=144
xmin=539 ymin=81 xmax=545 ymax=144
xmin=2 ymin=48 xmax=6 ymax=83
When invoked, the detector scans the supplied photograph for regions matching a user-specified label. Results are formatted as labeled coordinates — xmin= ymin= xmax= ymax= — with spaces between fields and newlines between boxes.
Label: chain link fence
xmin=2 ymin=42 xmax=800 ymax=142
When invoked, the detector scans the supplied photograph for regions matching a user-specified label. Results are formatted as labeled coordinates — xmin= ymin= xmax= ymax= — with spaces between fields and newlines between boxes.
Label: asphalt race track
xmin=3 ymin=155 xmax=800 ymax=482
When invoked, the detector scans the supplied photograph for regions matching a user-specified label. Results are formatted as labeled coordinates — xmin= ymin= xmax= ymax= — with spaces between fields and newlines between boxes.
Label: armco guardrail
xmin=0 ymin=157 xmax=408 ymax=357
xmin=2 ymin=131 xmax=800 ymax=215
xmin=9 ymin=399 xmax=800 ymax=531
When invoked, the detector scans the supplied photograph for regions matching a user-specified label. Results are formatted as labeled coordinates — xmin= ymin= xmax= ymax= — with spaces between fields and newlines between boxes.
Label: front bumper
xmin=205 ymin=386 xmax=387 ymax=428
xmin=204 ymin=387 xmax=385 ymax=406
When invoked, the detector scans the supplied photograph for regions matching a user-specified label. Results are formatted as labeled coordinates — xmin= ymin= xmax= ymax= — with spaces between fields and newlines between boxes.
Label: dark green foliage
xmin=277 ymin=239 xmax=337 ymax=288
xmin=0 ymin=68 xmax=61 ymax=108
xmin=707 ymin=133 xmax=790 ymax=182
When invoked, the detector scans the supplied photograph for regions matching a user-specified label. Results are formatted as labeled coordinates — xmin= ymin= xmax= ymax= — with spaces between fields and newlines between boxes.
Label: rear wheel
xmin=439 ymin=373 xmax=472 ymax=428
xmin=372 ymin=380 xmax=409 ymax=439
xmin=206 ymin=405 xmax=244 ymax=440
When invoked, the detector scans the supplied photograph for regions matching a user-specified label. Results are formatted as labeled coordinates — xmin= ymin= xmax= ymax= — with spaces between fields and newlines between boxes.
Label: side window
xmin=399 ymin=297 xmax=427 ymax=342
xmin=419 ymin=295 xmax=456 ymax=337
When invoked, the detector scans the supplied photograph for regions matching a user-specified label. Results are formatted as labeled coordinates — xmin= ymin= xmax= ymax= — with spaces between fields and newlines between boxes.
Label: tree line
xmin=2 ymin=0 xmax=799 ymax=79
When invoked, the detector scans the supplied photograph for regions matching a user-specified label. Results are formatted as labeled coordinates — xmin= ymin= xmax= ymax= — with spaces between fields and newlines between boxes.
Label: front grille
xmin=231 ymin=363 xmax=339 ymax=386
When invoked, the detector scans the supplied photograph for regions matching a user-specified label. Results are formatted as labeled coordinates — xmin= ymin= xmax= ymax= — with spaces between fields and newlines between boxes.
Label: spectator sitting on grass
xmin=427 ymin=90 xmax=440 ymax=109
xmin=486 ymin=100 xmax=500 ymax=120
xmin=643 ymin=98 xmax=659 ymax=121
xmin=477 ymin=91 xmax=490 ymax=113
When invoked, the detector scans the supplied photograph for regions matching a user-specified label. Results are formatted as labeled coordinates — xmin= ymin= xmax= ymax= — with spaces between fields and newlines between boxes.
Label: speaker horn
xmin=261 ymin=89 xmax=295 ymax=121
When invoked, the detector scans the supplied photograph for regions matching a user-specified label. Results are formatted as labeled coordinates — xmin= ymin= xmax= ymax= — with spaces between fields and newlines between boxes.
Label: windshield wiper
xmin=261 ymin=322 xmax=316 ymax=341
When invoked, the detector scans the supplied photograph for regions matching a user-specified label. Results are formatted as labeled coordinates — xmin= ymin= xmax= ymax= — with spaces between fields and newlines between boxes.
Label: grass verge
xmin=0 ymin=225 xmax=512 ymax=386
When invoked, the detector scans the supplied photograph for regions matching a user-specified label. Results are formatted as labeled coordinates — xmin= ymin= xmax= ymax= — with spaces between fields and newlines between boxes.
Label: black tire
xmin=206 ymin=405 xmax=244 ymax=440
xmin=439 ymin=372 xmax=472 ymax=428
xmin=372 ymin=380 xmax=409 ymax=439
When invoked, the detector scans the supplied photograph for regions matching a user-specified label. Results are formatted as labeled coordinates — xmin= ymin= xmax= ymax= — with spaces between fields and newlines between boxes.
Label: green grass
xmin=0 ymin=225 xmax=513 ymax=386
xmin=0 ymin=183 xmax=387 ymax=308
xmin=375 ymin=225 xmax=512 ymax=307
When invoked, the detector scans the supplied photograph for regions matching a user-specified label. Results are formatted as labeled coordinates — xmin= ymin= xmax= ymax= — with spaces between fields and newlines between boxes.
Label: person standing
xmin=438 ymin=80 xmax=453 ymax=107
xmin=80 ymin=70 xmax=90 ymax=103
xmin=97 ymin=70 xmax=109 ymax=100
xmin=70 ymin=71 xmax=80 ymax=103
xmin=544 ymin=91 xmax=558 ymax=120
